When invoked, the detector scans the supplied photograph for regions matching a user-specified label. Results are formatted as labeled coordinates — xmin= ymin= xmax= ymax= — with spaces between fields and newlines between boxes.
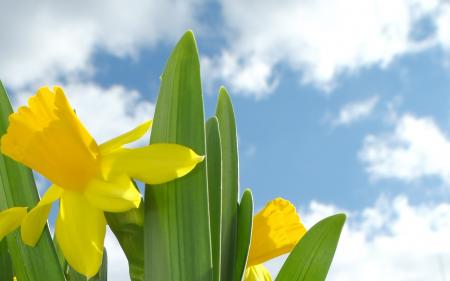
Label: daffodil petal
xmin=244 ymin=265 xmax=272 ymax=281
xmin=99 ymin=120 xmax=152 ymax=155
xmin=84 ymin=176 xmax=141 ymax=212
xmin=21 ymin=185 xmax=62 ymax=246
xmin=56 ymin=191 xmax=106 ymax=278
xmin=0 ymin=86 xmax=100 ymax=190
xmin=0 ymin=207 xmax=27 ymax=240
xmin=248 ymin=198 xmax=307 ymax=266
xmin=102 ymin=143 xmax=204 ymax=185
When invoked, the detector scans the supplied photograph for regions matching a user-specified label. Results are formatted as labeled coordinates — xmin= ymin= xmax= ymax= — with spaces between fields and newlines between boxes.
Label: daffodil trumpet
xmin=0 ymin=86 xmax=204 ymax=277
xmin=244 ymin=198 xmax=307 ymax=281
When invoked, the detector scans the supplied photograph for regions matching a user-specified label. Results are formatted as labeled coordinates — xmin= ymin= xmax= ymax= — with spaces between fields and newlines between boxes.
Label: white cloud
xmin=0 ymin=0 xmax=202 ymax=89
xmin=436 ymin=4 xmax=450 ymax=50
xmin=333 ymin=96 xmax=379 ymax=126
xmin=204 ymin=0 xmax=448 ymax=98
xmin=359 ymin=114 xmax=450 ymax=183
xmin=266 ymin=195 xmax=450 ymax=280
xmin=4 ymin=0 xmax=449 ymax=100
xmin=15 ymin=82 xmax=154 ymax=144
xmin=202 ymin=52 xmax=279 ymax=99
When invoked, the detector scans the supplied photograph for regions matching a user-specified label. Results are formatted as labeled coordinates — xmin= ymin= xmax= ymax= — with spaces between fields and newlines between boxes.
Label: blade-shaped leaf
xmin=206 ymin=117 xmax=222 ymax=281
xmin=144 ymin=31 xmax=213 ymax=281
xmin=0 ymin=238 xmax=13 ymax=281
xmin=275 ymin=214 xmax=346 ymax=281
xmin=233 ymin=189 xmax=253 ymax=281
xmin=105 ymin=200 xmax=144 ymax=281
xmin=0 ymin=81 xmax=65 ymax=281
xmin=215 ymin=87 xmax=239 ymax=281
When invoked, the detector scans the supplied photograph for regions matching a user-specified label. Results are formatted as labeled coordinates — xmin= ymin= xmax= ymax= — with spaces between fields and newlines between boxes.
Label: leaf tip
xmin=178 ymin=30 xmax=198 ymax=52
xmin=242 ymin=188 xmax=252 ymax=197
xmin=217 ymin=86 xmax=233 ymax=112
xmin=330 ymin=213 xmax=347 ymax=227
xmin=219 ymin=86 xmax=229 ymax=96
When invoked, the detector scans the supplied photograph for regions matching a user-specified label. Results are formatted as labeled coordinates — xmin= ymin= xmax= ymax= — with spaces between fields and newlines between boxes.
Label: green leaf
xmin=0 ymin=238 xmax=14 ymax=281
xmin=215 ymin=87 xmax=239 ymax=281
xmin=233 ymin=189 xmax=253 ymax=281
xmin=144 ymin=31 xmax=213 ymax=281
xmin=0 ymin=81 xmax=65 ymax=281
xmin=105 ymin=199 xmax=144 ymax=281
xmin=206 ymin=117 xmax=222 ymax=281
xmin=275 ymin=214 xmax=346 ymax=281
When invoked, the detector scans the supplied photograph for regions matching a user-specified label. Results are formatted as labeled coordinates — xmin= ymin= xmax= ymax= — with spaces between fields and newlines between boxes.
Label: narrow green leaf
xmin=0 ymin=81 xmax=65 ymax=281
xmin=105 ymin=200 xmax=144 ymax=281
xmin=233 ymin=189 xmax=253 ymax=281
xmin=275 ymin=214 xmax=346 ymax=281
xmin=0 ymin=238 xmax=13 ymax=281
xmin=206 ymin=117 xmax=222 ymax=281
xmin=215 ymin=87 xmax=239 ymax=281
xmin=144 ymin=31 xmax=213 ymax=281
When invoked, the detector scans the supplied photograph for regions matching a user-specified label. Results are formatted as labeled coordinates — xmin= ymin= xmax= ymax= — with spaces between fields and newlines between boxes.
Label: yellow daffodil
xmin=0 ymin=207 xmax=27 ymax=240
xmin=244 ymin=198 xmax=307 ymax=281
xmin=0 ymin=86 xmax=204 ymax=277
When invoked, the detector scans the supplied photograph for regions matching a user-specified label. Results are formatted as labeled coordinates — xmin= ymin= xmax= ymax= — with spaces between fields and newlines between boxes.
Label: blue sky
xmin=90 ymin=25 xmax=450 ymax=210
xmin=3 ymin=0 xmax=450 ymax=280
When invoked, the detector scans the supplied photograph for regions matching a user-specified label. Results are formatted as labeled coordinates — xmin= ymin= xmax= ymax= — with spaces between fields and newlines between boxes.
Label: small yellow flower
xmin=0 ymin=86 xmax=204 ymax=277
xmin=244 ymin=198 xmax=307 ymax=281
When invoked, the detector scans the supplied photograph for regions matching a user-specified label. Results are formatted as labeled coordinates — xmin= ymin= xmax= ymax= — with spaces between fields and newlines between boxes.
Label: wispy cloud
xmin=245 ymin=144 xmax=257 ymax=157
xmin=201 ymin=52 xmax=279 ymax=99
xmin=332 ymin=96 xmax=379 ymax=126
xmin=204 ymin=0 xmax=450 ymax=98
xmin=4 ymin=0 xmax=450 ymax=100
xmin=0 ymin=0 xmax=203 ymax=90
xmin=359 ymin=113 xmax=450 ymax=184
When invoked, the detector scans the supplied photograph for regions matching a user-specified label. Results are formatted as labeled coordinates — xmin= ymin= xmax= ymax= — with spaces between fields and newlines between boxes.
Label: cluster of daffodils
xmin=0 ymin=87 xmax=307 ymax=280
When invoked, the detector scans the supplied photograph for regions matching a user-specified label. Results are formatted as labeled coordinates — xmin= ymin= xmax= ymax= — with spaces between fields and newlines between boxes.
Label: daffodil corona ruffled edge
xmin=244 ymin=198 xmax=307 ymax=281
xmin=0 ymin=86 xmax=204 ymax=277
